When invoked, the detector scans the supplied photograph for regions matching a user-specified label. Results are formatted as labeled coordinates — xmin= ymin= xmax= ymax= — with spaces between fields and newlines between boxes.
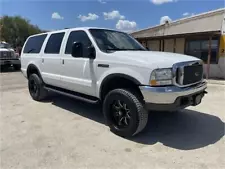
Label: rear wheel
xmin=28 ymin=74 xmax=48 ymax=101
xmin=103 ymin=89 xmax=148 ymax=137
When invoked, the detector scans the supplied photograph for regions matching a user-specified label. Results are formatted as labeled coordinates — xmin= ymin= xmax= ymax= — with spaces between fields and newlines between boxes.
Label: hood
xmin=109 ymin=51 xmax=200 ymax=68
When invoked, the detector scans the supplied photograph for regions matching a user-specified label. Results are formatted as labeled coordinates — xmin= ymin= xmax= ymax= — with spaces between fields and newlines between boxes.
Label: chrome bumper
xmin=139 ymin=81 xmax=207 ymax=104
xmin=0 ymin=59 xmax=20 ymax=65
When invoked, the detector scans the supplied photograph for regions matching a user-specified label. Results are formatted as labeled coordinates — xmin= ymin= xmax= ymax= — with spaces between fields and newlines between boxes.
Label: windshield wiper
xmin=105 ymin=48 xmax=124 ymax=51
xmin=27 ymin=48 xmax=35 ymax=53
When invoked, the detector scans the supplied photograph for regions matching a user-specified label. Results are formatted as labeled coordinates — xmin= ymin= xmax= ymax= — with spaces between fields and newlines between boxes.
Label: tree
xmin=0 ymin=16 xmax=43 ymax=48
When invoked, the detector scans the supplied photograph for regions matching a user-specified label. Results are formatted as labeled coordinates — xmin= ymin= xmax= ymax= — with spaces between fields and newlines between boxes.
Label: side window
xmin=65 ymin=31 xmax=92 ymax=57
xmin=44 ymin=32 xmax=65 ymax=54
xmin=23 ymin=34 xmax=47 ymax=53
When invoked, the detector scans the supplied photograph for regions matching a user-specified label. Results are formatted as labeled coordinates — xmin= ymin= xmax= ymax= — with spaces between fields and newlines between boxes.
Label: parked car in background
xmin=0 ymin=41 xmax=21 ymax=70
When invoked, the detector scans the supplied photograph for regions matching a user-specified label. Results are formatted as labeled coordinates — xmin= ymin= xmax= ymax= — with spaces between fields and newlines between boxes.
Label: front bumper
xmin=139 ymin=81 xmax=207 ymax=111
xmin=0 ymin=59 xmax=21 ymax=65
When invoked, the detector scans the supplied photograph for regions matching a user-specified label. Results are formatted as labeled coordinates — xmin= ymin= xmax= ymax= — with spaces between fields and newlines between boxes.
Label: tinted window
xmin=23 ymin=34 xmax=47 ymax=53
xmin=65 ymin=31 xmax=92 ymax=57
xmin=44 ymin=32 xmax=65 ymax=54
xmin=89 ymin=29 xmax=145 ymax=52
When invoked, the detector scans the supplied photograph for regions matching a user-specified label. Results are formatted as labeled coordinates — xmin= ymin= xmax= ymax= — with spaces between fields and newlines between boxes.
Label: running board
xmin=44 ymin=85 xmax=99 ymax=104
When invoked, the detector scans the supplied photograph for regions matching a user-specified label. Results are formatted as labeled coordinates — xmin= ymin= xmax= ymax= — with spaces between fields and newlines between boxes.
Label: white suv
xmin=21 ymin=27 xmax=207 ymax=137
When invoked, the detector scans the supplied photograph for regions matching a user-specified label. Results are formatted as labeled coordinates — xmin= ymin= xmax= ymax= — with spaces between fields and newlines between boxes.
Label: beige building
xmin=131 ymin=8 xmax=225 ymax=79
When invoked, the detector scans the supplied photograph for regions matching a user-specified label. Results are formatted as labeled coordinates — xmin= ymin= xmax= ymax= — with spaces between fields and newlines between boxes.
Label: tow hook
xmin=203 ymin=91 xmax=208 ymax=94
xmin=192 ymin=91 xmax=207 ymax=106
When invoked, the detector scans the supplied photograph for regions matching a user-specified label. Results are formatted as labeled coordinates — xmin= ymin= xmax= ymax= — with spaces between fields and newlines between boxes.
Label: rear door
xmin=21 ymin=34 xmax=47 ymax=75
xmin=40 ymin=32 xmax=65 ymax=87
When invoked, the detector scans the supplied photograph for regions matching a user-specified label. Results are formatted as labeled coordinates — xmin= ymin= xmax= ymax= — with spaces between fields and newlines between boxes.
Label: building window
xmin=185 ymin=38 xmax=219 ymax=64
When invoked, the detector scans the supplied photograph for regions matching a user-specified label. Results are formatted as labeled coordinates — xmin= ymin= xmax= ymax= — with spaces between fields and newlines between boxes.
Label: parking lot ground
xmin=0 ymin=72 xmax=225 ymax=169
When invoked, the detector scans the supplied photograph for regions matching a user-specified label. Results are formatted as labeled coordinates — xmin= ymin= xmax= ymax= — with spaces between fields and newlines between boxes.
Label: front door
xmin=60 ymin=30 xmax=97 ymax=96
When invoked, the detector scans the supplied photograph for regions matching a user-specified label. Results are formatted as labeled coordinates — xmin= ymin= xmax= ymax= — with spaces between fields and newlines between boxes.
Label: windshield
xmin=89 ymin=29 xmax=146 ymax=52
xmin=0 ymin=43 xmax=11 ymax=49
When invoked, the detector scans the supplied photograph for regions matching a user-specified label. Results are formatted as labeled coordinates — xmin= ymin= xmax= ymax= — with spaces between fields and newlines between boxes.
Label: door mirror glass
xmin=72 ymin=42 xmax=83 ymax=57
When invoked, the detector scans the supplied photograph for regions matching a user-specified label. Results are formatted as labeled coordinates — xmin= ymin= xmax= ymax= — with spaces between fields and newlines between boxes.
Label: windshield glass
xmin=89 ymin=29 xmax=146 ymax=52
xmin=0 ymin=42 xmax=11 ymax=49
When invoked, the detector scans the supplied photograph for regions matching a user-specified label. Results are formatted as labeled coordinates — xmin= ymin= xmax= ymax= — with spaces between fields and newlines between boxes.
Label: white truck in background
xmin=0 ymin=41 xmax=21 ymax=70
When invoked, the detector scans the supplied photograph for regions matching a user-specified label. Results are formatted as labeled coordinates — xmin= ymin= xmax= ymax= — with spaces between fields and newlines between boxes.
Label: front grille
xmin=0 ymin=51 xmax=13 ymax=59
xmin=174 ymin=61 xmax=203 ymax=86
xmin=183 ymin=65 xmax=203 ymax=85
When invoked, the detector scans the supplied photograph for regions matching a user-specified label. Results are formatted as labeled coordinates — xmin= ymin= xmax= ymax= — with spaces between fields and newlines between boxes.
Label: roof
xmin=131 ymin=8 xmax=225 ymax=39
xmin=29 ymin=27 xmax=124 ymax=38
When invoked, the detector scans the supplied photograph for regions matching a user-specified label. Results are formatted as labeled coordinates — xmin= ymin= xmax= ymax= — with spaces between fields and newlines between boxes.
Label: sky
xmin=0 ymin=0 xmax=224 ymax=32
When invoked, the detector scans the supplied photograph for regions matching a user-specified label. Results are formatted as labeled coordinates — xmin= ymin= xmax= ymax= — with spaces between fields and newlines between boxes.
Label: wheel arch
xmin=27 ymin=64 xmax=42 ymax=79
xmin=99 ymin=73 xmax=143 ymax=101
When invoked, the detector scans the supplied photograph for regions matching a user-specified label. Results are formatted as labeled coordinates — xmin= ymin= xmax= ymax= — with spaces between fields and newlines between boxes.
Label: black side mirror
xmin=87 ymin=46 xmax=96 ymax=59
xmin=72 ymin=42 xmax=83 ymax=57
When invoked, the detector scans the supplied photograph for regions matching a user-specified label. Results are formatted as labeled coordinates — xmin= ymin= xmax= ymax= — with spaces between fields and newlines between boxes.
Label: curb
xmin=206 ymin=80 xmax=225 ymax=85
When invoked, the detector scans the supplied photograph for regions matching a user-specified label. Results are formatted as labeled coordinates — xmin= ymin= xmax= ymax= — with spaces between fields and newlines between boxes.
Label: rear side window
xmin=23 ymin=34 xmax=47 ymax=53
xmin=44 ymin=32 xmax=65 ymax=54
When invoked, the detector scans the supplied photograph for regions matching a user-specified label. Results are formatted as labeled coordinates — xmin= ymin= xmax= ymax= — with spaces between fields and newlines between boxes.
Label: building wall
xmin=203 ymin=57 xmax=225 ymax=79
xmin=175 ymin=38 xmax=185 ymax=54
xmin=164 ymin=39 xmax=174 ymax=52
xmin=132 ymin=9 xmax=225 ymax=39
xmin=144 ymin=38 xmax=185 ymax=53
xmin=147 ymin=40 xmax=160 ymax=51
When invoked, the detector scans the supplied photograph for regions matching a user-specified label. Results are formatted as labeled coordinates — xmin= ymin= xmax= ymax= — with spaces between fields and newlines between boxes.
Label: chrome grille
xmin=0 ymin=51 xmax=13 ymax=59
xmin=173 ymin=61 xmax=203 ymax=87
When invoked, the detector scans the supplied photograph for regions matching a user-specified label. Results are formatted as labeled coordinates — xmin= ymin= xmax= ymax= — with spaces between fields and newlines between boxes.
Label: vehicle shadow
xmin=130 ymin=110 xmax=224 ymax=150
xmin=50 ymin=94 xmax=224 ymax=150
xmin=50 ymin=95 xmax=105 ymax=124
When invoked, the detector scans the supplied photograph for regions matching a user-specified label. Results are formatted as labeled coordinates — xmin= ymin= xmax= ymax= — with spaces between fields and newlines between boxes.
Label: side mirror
xmin=87 ymin=46 xmax=96 ymax=59
xmin=72 ymin=42 xmax=83 ymax=57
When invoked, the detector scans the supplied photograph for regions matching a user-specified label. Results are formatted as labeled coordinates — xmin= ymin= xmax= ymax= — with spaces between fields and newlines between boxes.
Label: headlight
xmin=150 ymin=68 xmax=173 ymax=86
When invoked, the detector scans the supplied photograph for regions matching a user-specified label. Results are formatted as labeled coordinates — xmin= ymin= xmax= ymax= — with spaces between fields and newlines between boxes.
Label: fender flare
xmin=27 ymin=64 xmax=42 ymax=79
xmin=99 ymin=73 xmax=141 ymax=98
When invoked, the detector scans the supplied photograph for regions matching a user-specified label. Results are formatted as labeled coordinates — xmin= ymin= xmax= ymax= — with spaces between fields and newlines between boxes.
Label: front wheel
xmin=103 ymin=89 xmax=148 ymax=137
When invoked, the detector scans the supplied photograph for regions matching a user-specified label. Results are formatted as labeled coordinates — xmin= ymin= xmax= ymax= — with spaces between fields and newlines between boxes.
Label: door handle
xmin=42 ymin=58 xmax=44 ymax=63
xmin=62 ymin=59 xmax=64 ymax=64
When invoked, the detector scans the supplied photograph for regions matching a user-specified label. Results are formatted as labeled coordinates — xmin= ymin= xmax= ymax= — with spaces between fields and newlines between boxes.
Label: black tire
xmin=28 ymin=74 xmax=48 ymax=101
xmin=103 ymin=89 xmax=148 ymax=137
xmin=13 ymin=64 xmax=21 ymax=70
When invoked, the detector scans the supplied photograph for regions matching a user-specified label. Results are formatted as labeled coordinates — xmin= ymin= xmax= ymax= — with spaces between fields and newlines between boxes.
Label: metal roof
xmin=131 ymin=8 xmax=225 ymax=39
